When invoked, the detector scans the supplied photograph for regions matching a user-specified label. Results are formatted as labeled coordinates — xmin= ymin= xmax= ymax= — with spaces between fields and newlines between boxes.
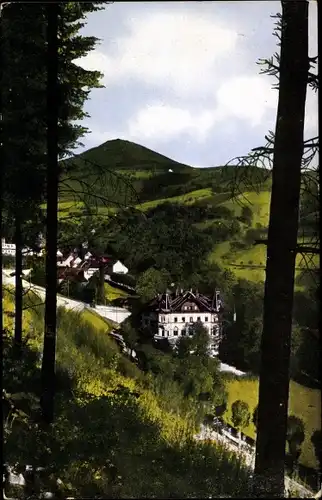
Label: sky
xmin=76 ymin=1 xmax=318 ymax=168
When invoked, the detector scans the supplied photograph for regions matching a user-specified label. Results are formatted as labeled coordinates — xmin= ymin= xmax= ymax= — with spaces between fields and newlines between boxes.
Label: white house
xmin=112 ymin=260 xmax=128 ymax=275
xmin=141 ymin=289 xmax=223 ymax=356
xmin=1 ymin=238 xmax=33 ymax=257
xmin=1 ymin=238 xmax=16 ymax=256
xmin=72 ymin=257 xmax=82 ymax=268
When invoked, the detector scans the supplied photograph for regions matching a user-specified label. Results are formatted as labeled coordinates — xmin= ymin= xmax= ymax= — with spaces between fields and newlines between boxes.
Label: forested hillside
xmin=3 ymin=287 xmax=250 ymax=498
xmin=55 ymin=139 xmax=319 ymax=391
xmin=57 ymin=138 xmax=317 ymax=285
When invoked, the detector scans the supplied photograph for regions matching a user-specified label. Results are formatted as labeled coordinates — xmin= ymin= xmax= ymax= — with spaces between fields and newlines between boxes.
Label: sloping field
xmin=223 ymin=377 xmax=321 ymax=470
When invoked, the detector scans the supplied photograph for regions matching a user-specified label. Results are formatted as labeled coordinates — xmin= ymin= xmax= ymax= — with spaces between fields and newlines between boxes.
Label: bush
xmin=117 ymin=356 xmax=142 ymax=380
xmin=230 ymin=241 xmax=248 ymax=252
xmin=240 ymin=206 xmax=253 ymax=225
xmin=244 ymin=227 xmax=268 ymax=245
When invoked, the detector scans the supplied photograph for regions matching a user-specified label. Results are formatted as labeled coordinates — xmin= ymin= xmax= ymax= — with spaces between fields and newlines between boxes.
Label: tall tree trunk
xmin=40 ymin=3 xmax=59 ymax=426
xmin=253 ymin=1 xmax=309 ymax=497
xmin=0 ymin=1 xmax=10 ymax=336
xmin=0 ymin=149 xmax=3 ymax=338
xmin=98 ymin=262 xmax=105 ymax=304
xmin=14 ymin=211 xmax=23 ymax=355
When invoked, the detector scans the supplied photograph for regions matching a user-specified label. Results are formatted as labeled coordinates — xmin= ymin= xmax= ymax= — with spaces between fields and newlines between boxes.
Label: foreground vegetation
xmin=3 ymin=287 xmax=251 ymax=498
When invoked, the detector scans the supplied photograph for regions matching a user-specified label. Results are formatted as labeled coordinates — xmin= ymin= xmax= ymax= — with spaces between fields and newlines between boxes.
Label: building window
xmin=165 ymin=330 xmax=169 ymax=337
xmin=189 ymin=317 xmax=193 ymax=323
xmin=174 ymin=317 xmax=178 ymax=322
xmin=189 ymin=328 xmax=193 ymax=336
xmin=197 ymin=317 xmax=201 ymax=321
xmin=182 ymin=329 xmax=186 ymax=336
xmin=174 ymin=327 xmax=178 ymax=336
xmin=182 ymin=317 xmax=185 ymax=322
xmin=205 ymin=316 xmax=208 ymax=322
xmin=212 ymin=327 xmax=219 ymax=336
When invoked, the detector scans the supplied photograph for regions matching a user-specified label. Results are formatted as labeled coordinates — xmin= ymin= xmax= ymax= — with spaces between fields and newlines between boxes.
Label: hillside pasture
xmin=223 ymin=377 xmax=321 ymax=470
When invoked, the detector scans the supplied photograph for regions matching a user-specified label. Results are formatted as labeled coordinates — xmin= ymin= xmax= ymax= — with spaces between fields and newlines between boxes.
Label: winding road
xmin=2 ymin=270 xmax=130 ymax=323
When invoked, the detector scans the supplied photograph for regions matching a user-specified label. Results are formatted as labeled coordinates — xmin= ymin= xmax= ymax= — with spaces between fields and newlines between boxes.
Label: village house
xmin=1 ymin=238 xmax=16 ymax=256
xmin=105 ymin=259 xmax=129 ymax=277
xmin=141 ymin=289 xmax=223 ymax=356
xmin=1 ymin=238 xmax=35 ymax=257
xmin=56 ymin=249 xmax=129 ymax=283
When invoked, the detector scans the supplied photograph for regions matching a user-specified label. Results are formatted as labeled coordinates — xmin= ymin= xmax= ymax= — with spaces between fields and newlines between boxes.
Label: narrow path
xmin=195 ymin=423 xmax=314 ymax=497
xmin=2 ymin=271 xmax=130 ymax=323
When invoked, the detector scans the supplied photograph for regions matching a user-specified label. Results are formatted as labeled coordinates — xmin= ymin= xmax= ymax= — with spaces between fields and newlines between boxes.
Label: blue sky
xmin=76 ymin=1 xmax=318 ymax=167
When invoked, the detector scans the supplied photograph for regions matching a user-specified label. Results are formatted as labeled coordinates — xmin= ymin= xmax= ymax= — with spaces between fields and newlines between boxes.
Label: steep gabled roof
xmin=170 ymin=291 xmax=213 ymax=312
xmin=147 ymin=290 xmax=220 ymax=313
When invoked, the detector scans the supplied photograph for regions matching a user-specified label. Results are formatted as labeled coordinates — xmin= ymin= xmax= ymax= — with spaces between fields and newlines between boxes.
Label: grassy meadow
xmin=223 ymin=377 xmax=321 ymax=470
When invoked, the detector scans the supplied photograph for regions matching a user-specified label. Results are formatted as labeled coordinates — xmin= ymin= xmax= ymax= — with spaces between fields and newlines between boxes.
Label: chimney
xmin=215 ymin=290 xmax=221 ymax=311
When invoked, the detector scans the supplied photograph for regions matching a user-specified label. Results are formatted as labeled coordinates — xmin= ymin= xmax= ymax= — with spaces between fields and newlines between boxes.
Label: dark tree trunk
xmin=0 ymin=161 xmax=3 ymax=339
xmin=253 ymin=1 xmax=309 ymax=497
xmin=0 ymin=2 xmax=7 ymax=337
xmin=14 ymin=212 xmax=23 ymax=355
xmin=98 ymin=262 xmax=105 ymax=304
xmin=40 ymin=3 xmax=59 ymax=426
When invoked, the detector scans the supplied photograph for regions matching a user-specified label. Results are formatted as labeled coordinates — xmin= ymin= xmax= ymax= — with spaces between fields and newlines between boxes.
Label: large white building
xmin=141 ymin=289 xmax=223 ymax=356
xmin=1 ymin=238 xmax=16 ymax=256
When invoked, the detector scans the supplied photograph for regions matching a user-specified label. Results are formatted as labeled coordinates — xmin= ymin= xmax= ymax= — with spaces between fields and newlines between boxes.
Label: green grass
xmin=81 ymin=308 xmax=116 ymax=332
xmin=136 ymin=188 xmax=213 ymax=212
xmin=104 ymin=283 xmax=129 ymax=302
xmin=218 ymin=190 xmax=271 ymax=228
xmin=223 ymin=377 xmax=321 ymax=470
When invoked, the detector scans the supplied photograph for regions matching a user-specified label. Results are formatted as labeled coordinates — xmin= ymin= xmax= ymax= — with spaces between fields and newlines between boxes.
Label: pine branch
xmin=254 ymin=239 xmax=320 ymax=254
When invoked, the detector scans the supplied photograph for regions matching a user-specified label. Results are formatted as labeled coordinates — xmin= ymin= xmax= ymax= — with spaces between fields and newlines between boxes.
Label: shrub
xmin=230 ymin=241 xmax=248 ymax=252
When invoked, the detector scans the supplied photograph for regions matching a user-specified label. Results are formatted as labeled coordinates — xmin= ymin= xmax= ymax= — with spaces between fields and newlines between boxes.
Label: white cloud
xmin=127 ymin=103 xmax=215 ymax=143
xmin=304 ymin=88 xmax=318 ymax=138
xmin=77 ymin=10 xmax=239 ymax=96
xmin=127 ymin=75 xmax=278 ymax=143
xmin=215 ymin=75 xmax=277 ymax=126
xmin=77 ymin=2 xmax=318 ymax=155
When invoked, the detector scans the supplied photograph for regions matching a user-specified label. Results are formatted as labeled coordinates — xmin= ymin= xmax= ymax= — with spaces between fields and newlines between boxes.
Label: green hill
xmin=59 ymin=138 xmax=269 ymax=206
xmin=56 ymin=138 xmax=318 ymax=284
